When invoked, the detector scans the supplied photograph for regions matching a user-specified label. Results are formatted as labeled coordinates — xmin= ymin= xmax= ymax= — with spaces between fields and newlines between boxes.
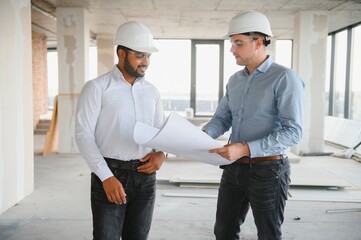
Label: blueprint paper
xmin=134 ymin=112 xmax=233 ymax=166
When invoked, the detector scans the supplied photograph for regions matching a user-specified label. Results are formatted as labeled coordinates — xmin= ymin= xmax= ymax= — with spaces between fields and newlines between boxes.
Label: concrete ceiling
xmin=31 ymin=0 xmax=361 ymax=47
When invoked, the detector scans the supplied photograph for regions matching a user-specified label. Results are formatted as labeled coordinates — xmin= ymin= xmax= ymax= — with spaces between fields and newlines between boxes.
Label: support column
xmin=0 ymin=0 xmax=34 ymax=214
xmin=292 ymin=11 xmax=329 ymax=154
xmin=56 ymin=8 xmax=89 ymax=153
xmin=97 ymin=36 xmax=115 ymax=75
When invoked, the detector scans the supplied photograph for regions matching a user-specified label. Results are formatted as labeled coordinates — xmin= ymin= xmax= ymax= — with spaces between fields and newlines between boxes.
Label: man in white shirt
xmin=75 ymin=21 xmax=166 ymax=240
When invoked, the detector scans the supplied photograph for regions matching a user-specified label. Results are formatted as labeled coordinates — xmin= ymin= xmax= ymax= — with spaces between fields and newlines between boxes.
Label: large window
xmin=350 ymin=25 xmax=361 ymax=121
xmin=326 ymin=23 xmax=361 ymax=121
xmin=325 ymin=36 xmax=332 ymax=115
xmin=191 ymin=40 xmax=224 ymax=116
xmin=46 ymin=39 xmax=295 ymax=117
xmin=333 ymin=30 xmax=348 ymax=117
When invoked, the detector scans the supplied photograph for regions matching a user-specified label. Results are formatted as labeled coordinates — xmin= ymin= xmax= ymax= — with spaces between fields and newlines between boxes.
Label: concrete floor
xmin=0 ymin=135 xmax=361 ymax=240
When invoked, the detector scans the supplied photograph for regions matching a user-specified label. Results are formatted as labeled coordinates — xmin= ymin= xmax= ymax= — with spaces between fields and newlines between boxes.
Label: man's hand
xmin=102 ymin=176 xmax=127 ymax=204
xmin=209 ymin=143 xmax=250 ymax=161
xmin=137 ymin=151 xmax=166 ymax=174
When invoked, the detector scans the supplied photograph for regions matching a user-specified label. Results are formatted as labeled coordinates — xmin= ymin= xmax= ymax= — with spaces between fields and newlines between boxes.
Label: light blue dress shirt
xmin=203 ymin=56 xmax=304 ymax=158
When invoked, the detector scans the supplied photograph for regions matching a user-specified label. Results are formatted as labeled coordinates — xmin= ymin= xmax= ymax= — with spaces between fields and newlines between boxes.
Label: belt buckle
xmin=131 ymin=160 xmax=148 ymax=171
xmin=131 ymin=161 xmax=139 ymax=171
xmin=131 ymin=160 xmax=144 ymax=171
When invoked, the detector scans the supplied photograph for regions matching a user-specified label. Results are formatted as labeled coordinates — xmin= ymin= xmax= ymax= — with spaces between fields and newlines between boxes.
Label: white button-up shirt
xmin=75 ymin=65 xmax=164 ymax=181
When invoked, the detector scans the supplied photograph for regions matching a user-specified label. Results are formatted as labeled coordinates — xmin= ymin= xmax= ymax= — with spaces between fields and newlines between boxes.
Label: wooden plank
xmin=43 ymin=95 xmax=58 ymax=155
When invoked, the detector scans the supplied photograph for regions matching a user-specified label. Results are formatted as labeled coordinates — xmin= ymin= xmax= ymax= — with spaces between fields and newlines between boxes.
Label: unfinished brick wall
xmin=32 ymin=31 xmax=48 ymax=129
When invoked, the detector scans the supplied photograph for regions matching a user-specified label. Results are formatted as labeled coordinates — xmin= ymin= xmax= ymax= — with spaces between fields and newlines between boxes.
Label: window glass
xmin=89 ymin=46 xmax=98 ymax=80
xmin=223 ymin=40 xmax=243 ymax=93
xmin=146 ymin=40 xmax=191 ymax=117
xmin=47 ymin=51 xmax=58 ymax=110
xmin=325 ymin=36 xmax=332 ymax=115
xmin=333 ymin=30 xmax=347 ymax=117
xmin=275 ymin=40 xmax=292 ymax=68
xmin=195 ymin=44 xmax=219 ymax=116
xmin=350 ymin=25 xmax=361 ymax=121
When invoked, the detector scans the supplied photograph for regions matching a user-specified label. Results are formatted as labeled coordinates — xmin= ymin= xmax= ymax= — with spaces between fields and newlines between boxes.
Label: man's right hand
xmin=102 ymin=176 xmax=127 ymax=204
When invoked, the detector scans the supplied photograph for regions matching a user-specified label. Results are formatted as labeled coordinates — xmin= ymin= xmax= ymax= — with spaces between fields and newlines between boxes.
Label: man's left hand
xmin=137 ymin=151 xmax=166 ymax=174
xmin=209 ymin=143 xmax=250 ymax=161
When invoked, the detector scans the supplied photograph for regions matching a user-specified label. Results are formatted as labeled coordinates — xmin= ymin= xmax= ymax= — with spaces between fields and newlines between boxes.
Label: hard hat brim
xmin=223 ymin=32 xmax=273 ymax=39
xmin=132 ymin=46 xmax=159 ymax=53
xmin=113 ymin=41 xmax=159 ymax=53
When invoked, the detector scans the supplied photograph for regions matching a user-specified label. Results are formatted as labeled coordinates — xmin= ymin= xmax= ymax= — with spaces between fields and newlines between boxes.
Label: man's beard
xmin=124 ymin=55 xmax=145 ymax=78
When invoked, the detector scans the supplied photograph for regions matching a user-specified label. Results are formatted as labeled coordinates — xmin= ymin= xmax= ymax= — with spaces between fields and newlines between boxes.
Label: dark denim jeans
xmin=91 ymin=167 xmax=156 ymax=240
xmin=214 ymin=158 xmax=290 ymax=240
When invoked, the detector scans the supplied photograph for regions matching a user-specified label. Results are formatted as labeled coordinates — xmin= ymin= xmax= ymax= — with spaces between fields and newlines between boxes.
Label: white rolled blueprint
xmin=133 ymin=112 xmax=233 ymax=166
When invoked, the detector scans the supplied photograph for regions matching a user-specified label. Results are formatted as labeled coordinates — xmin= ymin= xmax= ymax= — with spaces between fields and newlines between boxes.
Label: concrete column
xmin=0 ymin=0 xmax=34 ymax=214
xmin=56 ymin=8 xmax=89 ymax=153
xmin=292 ymin=11 xmax=329 ymax=154
xmin=97 ymin=36 xmax=115 ymax=75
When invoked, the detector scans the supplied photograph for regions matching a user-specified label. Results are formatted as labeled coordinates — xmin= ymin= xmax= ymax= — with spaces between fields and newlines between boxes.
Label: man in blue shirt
xmin=202 ymin=10 xmax=304 ymax=240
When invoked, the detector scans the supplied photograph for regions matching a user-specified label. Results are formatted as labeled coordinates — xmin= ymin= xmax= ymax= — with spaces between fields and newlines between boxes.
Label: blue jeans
xmin=214 ymin=158 xmax=290 ymax=240
xmin=91 ymin=167 xmax=156 ymax=240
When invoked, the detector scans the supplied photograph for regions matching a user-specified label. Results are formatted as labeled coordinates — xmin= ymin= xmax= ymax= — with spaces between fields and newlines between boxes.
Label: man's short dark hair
xmin=243 ymin=32 xmax=271 ymax=46
xmin=116 ymin=45 xmax=132 ymax=54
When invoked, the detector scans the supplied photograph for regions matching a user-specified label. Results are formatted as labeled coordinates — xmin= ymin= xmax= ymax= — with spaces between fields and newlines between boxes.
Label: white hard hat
xmin=224 ymin=10 xmax=273 ymax=38
xmin=114 ymin=21 xmax=158 ymax=52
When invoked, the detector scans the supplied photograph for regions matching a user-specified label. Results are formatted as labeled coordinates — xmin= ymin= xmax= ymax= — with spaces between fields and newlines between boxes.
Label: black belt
xmin=236 ymin=154 xmax=287 ymax=164
xmin=104 ymin=157 xmax=146 ymax=171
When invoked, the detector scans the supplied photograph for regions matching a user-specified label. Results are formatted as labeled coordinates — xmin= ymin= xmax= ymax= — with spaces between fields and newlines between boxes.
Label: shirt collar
xmin=257 ymin=55 xmax=273 ymax=73
xmin=242 ymin=55 xmax=274 ymax=76
xmin=112 ymin=65 xmax=145 ymax=85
